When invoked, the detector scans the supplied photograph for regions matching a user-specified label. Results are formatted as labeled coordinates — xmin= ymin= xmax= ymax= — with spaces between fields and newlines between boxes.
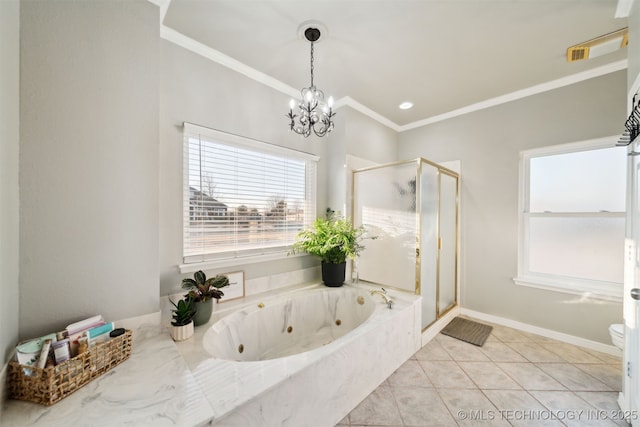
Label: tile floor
xmin=336 ymin=318 xmax=627 ymax=427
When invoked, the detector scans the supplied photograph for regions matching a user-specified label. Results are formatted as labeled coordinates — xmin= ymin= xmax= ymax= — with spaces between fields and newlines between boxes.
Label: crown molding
xmin=399 ymin=59 xmax=628 ymax=132
xmin=334 ymin=97 xmax=402 ymax=131
xmin=154 ymin=0 xmax=628 ymax=133
xmin=161 ymin=26 xmax=301 ymax=100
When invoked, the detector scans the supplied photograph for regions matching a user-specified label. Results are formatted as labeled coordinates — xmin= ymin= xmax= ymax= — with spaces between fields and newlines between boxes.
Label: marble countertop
xmin=1 ymin=323 xmax=214 ymax=427
xmin=1 ymin=282 xmax=420 ymax=426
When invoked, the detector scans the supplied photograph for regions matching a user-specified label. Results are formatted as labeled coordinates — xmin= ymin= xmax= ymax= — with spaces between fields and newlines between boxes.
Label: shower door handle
xmin=631 ymin=288 xmax=640 ymax=300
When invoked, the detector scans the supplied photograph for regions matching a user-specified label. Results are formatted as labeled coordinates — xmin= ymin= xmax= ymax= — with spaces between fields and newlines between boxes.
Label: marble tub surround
xmin=172 ymin=282 xmax=422 ymax=426
xmin=1 ymin=321 xmax=213 ymax=427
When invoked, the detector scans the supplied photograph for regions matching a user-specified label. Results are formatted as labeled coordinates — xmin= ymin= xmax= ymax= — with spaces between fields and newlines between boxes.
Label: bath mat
xmin=440 ymin=317 xmax=493 ymax=347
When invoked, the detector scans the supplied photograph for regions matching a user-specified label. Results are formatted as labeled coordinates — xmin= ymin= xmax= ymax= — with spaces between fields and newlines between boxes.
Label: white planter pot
xmin=171 ymin=321 xmax=194 ymax=341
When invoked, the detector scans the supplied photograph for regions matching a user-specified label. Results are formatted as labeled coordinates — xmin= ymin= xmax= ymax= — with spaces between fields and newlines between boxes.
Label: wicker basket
xmin=7 ymin=329 xmax=132 ymax=406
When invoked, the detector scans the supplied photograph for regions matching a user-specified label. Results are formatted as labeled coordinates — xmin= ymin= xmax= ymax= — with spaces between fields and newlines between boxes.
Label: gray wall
xmin=158 ymin=40 xmax=400 ymax=295
xmin=159 ymin=40 xmax=328 ymax=295
xmin=398 ymin=71 xmax=627 ymax=344
xmin=0 ymin=0 xmax=20 ymax=365
xmin=325 ymin=107 xmax=399 ymax=214
xmin=19 ymin=0 xmax=160 ymax=339
xmin=344 ymin=108 xmax=398 ymax=163
xmin=12 ymin=0 xmax=629 ymax=348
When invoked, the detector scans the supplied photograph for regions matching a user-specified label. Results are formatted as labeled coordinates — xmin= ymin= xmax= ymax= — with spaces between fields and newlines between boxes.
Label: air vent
xmin=567 ymin=28 xmax=628 ymax=62
xmin=568 ymin=47 xmax=587 ymax=62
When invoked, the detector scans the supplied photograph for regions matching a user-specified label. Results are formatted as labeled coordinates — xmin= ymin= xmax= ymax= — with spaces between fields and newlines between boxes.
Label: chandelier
xmin=287 ymin=27 xmax=335 ymax=138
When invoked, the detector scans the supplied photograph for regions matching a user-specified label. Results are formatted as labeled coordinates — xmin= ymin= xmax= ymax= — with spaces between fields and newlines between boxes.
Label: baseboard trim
xmin=421 ymin=306 xmax=460 ymax=346
xmin=460 ymin=308 xmax=621 ymax=356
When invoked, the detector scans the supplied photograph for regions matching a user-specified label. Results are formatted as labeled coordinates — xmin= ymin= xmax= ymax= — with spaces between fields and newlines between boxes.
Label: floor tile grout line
xmin=387 ymin=379 xmax=409 ymax=427
xmin=341 ymin=323 xmax=623 ymax=427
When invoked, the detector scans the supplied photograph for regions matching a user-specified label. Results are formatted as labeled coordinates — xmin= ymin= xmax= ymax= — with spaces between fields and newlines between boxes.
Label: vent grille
xmin=567 ymin=27 xmax=628 ymax=62
xmin=568 ymin=47 xmax=588 ymax=62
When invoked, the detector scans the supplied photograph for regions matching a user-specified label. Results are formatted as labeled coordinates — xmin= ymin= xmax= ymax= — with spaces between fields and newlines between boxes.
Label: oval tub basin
xmin=204 ymin=286 xmax=375 ymax=361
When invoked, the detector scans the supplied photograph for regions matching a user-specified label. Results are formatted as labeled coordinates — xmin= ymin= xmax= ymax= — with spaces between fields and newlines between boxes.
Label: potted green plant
xmin=291 ymin=210 xmax=371 ymax=287
xmin=181 ymin=270 xmax=229 ymax=326
xmin=169 ymin=297 xmax=196 ymax=341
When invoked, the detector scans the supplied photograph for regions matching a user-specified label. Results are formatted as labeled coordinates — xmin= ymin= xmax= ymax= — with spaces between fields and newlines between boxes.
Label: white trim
xmin=183 ymin=122 xmax=319 ymax=162
xmin=513 ymin=276 xmax=623 ymax=302
xmin=460 ymin=308 xmax=623 ymax=356
xmin=400 ymin=60 xmax=628 ymax=131
xmin=521 ymin=135 xmax=622 ymax=157
xmin=182 ymin=123 xmax=318 ymax=266
xmin=162 ymin=26 xmax=300 ymax=100
xmin=517 ymin=136 xmax=626 ymax=301
xmin=157 ymin=13 xmax=628 ymax=134
xmin=180 ymin=249 xmax=309 ymax=274
xmin=335 ymin=96 xmax=402 ymax=132
xmin=421 ymin=306 xmax=460 ymax=346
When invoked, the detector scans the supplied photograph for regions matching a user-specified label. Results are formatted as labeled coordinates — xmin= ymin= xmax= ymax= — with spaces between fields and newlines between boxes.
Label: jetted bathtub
xmin=174 ymin=283 xmax=422 ymax=427
xmin=204 ymin=286 xmax=376 ymax=361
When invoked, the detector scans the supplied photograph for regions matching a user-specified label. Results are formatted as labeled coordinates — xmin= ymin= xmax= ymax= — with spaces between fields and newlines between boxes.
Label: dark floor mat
xmin=440 ymin=317 xmax=493 ymax=347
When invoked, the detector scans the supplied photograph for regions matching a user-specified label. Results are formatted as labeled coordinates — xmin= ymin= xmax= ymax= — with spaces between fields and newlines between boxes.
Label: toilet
xmin=609 ymin=323 xmax=624 ymax=350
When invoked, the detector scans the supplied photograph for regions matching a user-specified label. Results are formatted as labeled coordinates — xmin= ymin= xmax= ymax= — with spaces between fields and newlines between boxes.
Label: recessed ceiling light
xmin=399 ymin=102 xmax=413 ymax=110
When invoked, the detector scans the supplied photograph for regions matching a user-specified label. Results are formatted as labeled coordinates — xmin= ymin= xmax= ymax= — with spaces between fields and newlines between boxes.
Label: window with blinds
xmin=183 ymin=123 xmax=318 ymax=264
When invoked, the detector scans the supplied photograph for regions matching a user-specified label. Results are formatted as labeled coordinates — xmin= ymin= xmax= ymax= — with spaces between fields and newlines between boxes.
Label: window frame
xmin=514 ymin=135 xmax=625 ymax=301
xmin=180 ymin=122 xmax=318 ymax=272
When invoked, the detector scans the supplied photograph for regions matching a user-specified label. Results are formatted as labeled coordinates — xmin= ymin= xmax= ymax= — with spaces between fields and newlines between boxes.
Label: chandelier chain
xmin=310 ymin=42 xmax=315 ymax=87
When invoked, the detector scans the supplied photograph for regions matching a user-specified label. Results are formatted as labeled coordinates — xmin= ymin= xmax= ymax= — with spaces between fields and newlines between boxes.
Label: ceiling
xmin=161 ymin=0 xmax=628 ymax=129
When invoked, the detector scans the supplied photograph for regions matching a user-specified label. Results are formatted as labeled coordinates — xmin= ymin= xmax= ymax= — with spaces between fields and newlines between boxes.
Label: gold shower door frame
xmin=352 ymin=158 xmax=460 ymax=332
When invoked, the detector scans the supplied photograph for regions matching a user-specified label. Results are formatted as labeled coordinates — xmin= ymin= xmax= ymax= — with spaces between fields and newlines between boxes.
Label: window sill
xmin=513 ymin=275 xmax=623 ymax=303
xmin=179 ymin=251 xmax=308 ymax=274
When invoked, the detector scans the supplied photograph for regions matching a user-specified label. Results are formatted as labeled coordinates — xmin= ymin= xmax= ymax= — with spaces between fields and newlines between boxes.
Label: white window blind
xmin=516 ymin=137 xmax=626 ymax=300
xmin=183 ymin=123 xmax=318 ymax=264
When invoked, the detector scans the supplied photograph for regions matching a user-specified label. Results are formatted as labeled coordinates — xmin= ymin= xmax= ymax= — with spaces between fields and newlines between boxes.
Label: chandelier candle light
xmin=287 ymin=26 xmax=335 ymax=138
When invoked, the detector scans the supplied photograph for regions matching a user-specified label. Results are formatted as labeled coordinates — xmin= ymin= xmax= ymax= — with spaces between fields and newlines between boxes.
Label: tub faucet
xmin=370 ymin=288 xmax=394 ymax=309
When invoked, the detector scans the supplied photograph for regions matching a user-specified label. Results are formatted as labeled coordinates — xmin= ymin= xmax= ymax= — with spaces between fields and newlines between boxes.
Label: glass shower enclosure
xmin=352 ymin=158 xmax=459 ymax=330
